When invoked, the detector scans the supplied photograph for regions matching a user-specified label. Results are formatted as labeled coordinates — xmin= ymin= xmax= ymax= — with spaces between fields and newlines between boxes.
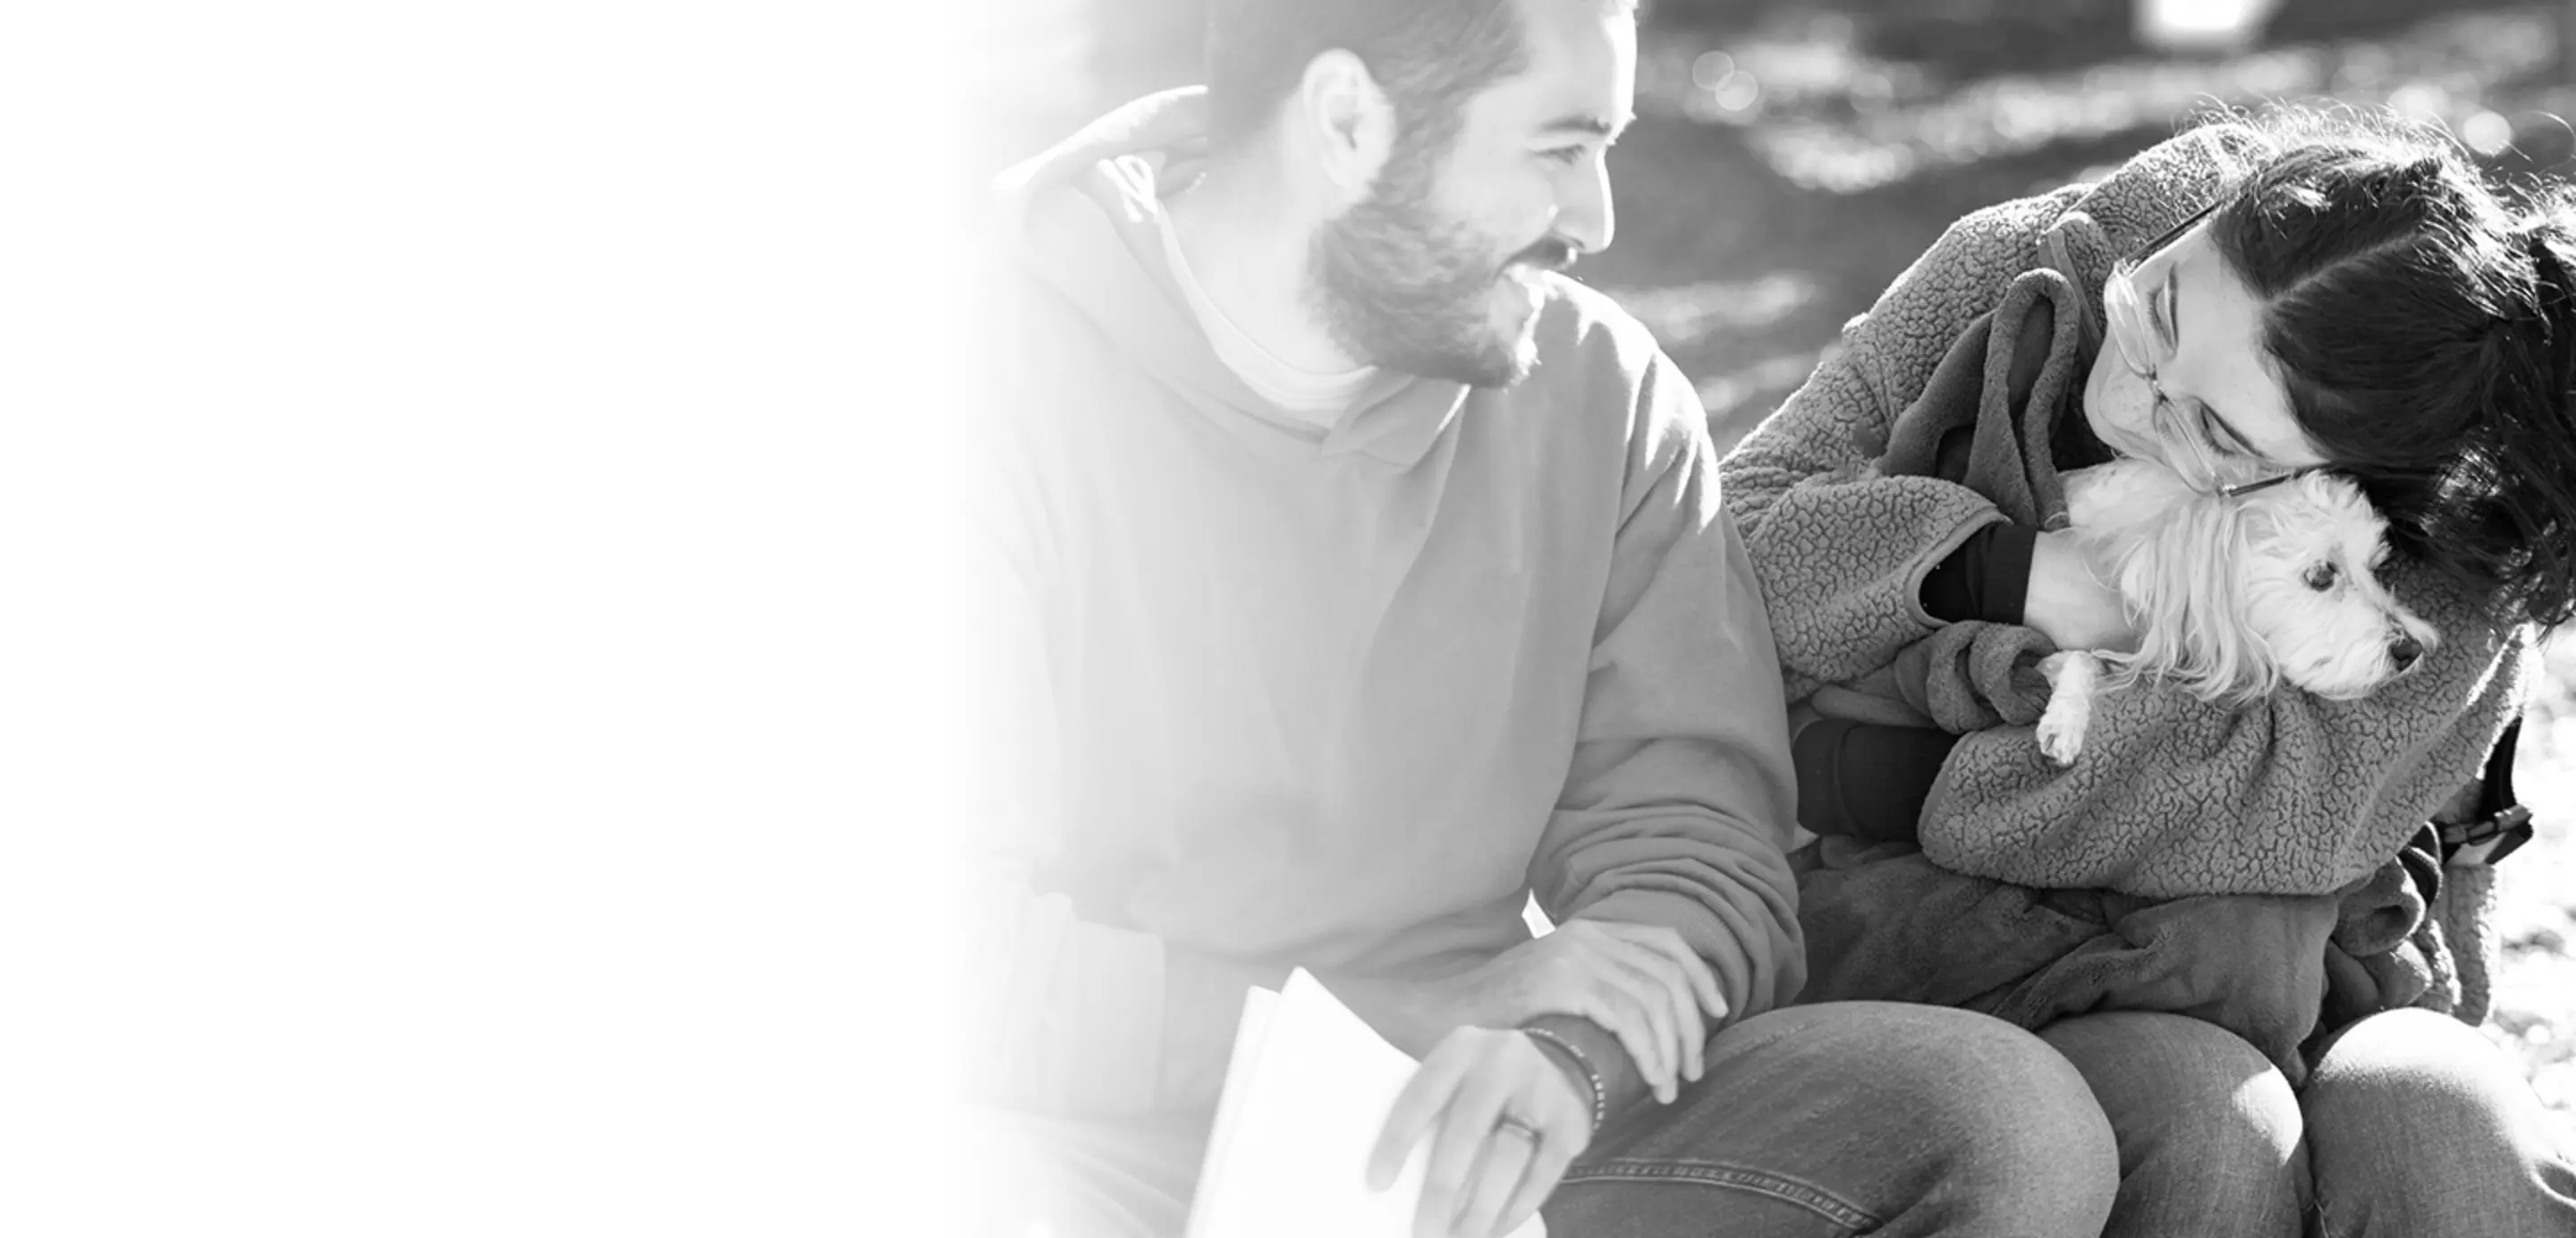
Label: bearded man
xmin=963 ymin=2 xmax=2120 ymax=1235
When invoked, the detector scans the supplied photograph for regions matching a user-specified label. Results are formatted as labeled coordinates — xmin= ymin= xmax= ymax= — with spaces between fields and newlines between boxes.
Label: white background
xmin=0 ymin=3 xmax=962 ymax=1232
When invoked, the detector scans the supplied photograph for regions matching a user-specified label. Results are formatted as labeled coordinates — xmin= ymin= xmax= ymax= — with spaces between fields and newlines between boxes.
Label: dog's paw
xmin=2034 ymin=710 xmax=2086 ymax=766
xmin=2035 ymin=651 xmax=2099 ymax=766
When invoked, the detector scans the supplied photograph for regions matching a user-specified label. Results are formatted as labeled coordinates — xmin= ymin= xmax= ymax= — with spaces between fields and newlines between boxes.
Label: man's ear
xmin=1292 ymin=49 xmax=1395 ymax=209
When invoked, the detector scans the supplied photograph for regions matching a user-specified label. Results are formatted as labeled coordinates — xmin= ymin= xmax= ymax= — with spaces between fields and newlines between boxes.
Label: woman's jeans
xmin=987 ymin=1001 xmax=2118 ymax=1237
xmin=2043 ymin=1008 xmax=2576 ymax=1237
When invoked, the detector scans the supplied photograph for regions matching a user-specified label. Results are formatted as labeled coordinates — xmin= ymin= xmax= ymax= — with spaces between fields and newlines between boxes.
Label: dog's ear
xmin=2107 ymin=490 xmax=2277 ymax=704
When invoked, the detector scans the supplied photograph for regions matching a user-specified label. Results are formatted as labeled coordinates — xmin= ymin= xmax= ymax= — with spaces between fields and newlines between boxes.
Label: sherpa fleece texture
xmin=1717 ymin=122 xmax=2539 ymax=1031
xmin=1720 ymin=123 xmax=2538 ymax=898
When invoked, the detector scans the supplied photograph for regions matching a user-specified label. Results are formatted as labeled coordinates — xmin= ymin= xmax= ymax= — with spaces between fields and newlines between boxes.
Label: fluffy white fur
xmin=2033 ymin=460 xmax=2440 ymax=764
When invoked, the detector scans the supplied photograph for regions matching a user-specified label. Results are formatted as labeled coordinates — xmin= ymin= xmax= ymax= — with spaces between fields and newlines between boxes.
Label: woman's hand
xmin=2025 ymin=529 xmax=2139 ymax=653
xmin=1368 ymin=1026 xmax=1596 ymax=1238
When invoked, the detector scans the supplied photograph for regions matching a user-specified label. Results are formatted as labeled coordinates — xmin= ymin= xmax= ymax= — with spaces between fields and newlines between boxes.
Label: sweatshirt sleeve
xmin=1530 ymin=348 xmax=1807 ymax=1023
xmin=958 ymin=399 xmax=1278 ymax=1119
xmin=1920 ymin=522 xmax=2038 ymax=623
xmin=1716 ymin=191 xmax=2082 ymax=693
xmin=1919 ymin=577 xmax=2541 ymax=899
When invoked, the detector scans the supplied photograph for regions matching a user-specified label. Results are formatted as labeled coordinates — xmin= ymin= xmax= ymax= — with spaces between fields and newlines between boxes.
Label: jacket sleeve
xmin=1718 ymin=190 xmax=2081 ymax=693
xmin=1530 ymin=347 xmax=1807 ymax=1023
xmin=2433 ymin=860 xmax=2503 ymax=1027
xmin=1919 ymin=579 xmax=2541 ymax=900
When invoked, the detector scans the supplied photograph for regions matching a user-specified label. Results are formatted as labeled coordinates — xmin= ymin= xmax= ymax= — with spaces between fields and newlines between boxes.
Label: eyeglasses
xmin=2099 ymin=198 xmax=2306 ymax=498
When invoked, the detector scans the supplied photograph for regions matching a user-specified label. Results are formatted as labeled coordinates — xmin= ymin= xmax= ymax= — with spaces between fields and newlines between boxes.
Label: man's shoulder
xmin=969 ymin=247 xmax=1078 ymax=338
xmin=1525 ymin=274 xmax=1672 ymax=400
xmin=959 ymin=250 xmax=1125 ymax=459
xmin=969 ymin=250 xmax=1126 ymax=404
xmin=1535 ymin=273 xmax=1657 ymax=354
xmin=1516 ymin=275 xmax=1711 ymax=469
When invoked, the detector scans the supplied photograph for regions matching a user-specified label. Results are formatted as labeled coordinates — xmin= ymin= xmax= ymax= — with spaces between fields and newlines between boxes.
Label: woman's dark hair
xmin=2202 ymin=106 xmax=2576 ymax=630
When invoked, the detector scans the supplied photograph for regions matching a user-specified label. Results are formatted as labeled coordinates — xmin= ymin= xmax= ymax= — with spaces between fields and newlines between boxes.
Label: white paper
xmin=1184 ymin=971 xmax=1544 ymax=1238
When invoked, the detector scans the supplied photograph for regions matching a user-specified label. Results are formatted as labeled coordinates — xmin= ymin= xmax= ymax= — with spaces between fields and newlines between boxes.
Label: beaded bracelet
xmin=1520 ymin=1025 xmax=1606 ymax=1136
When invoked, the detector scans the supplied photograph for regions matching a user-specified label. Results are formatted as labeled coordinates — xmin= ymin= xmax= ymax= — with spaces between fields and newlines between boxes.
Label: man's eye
xmin=2304 ymin=562 xmax=2340 ymax=591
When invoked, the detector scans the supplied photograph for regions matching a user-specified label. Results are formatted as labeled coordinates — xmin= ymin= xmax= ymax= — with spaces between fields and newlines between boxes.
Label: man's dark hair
xmin=1203 ymin=0 xmax=1530 ymax=160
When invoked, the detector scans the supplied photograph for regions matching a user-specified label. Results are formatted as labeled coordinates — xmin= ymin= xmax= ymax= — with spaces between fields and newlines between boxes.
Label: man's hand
xmin=1330 ymin=920 xmax=1725 ymax=1103
xmin=1367 ymin=1027 xmax=1593 ymax=1238
xmin=1456 ymin=920 xmax=1724 ymax=1103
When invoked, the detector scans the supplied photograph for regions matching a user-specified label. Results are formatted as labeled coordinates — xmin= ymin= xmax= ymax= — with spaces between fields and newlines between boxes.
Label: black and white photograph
xmin=11 ymin=0 xmax=2576 ymax=1234
xmin=963 ymin=0 xmax=2576 ymax=1235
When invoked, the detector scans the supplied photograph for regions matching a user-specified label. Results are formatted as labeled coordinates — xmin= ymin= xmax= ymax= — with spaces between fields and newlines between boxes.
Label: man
xmin=964 ymin=1 xmax=2118 ymax=1234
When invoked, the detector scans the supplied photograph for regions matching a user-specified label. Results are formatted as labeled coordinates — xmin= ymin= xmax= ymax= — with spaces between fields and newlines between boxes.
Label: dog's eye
xmin=2304 ymin=562 xmax=2340 ymax=591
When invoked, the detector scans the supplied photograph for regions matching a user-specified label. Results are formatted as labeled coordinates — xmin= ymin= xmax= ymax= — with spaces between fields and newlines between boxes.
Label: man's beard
xmin=1309 ymin=145 xmax=1572 ymax=388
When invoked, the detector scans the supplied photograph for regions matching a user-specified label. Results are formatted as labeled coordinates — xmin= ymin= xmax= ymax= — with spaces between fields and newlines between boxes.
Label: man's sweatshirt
xmin=966 ymin=89 xmax=1803 ymax=1118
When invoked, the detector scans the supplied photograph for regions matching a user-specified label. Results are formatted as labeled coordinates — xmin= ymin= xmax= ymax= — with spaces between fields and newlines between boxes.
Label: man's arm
xmin=1528 ymin=349 xmax=1808 ymax=1109
xmin=959 ymin=455 xmax=1281 ymax=1117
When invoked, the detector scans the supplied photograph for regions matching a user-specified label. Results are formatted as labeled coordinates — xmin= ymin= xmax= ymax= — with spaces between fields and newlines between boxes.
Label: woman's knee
xmin=2044 ymin=1012 xmax=2305 ymax=1158
xmin=2303 ymin=1009 xmax=2576 ymax=1236
xmin=2306 ymin=1007 xmax=2538 ymax=1128
xmin=1816 ymin=1004 xmax=2120 ymax=1228
xmin=2304 ymin=1008 xmax=2553 ymax=1167
xmin=2042 ymin=1012 xmax=2307 ymax=1237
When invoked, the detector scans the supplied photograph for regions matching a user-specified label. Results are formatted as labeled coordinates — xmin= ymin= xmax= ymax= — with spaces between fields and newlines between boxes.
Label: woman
xmin=1718 ymin=106 xmax=2576 ymax=1236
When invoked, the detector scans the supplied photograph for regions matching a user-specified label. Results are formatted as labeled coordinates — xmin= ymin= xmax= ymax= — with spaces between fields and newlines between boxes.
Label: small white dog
xmin=2033 ymin=460 xmax=2440 ymax=764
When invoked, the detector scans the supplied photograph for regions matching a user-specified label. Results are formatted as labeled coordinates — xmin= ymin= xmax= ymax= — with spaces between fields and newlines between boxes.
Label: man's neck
xmin=1165 ymin=167 xmax=1360 ymax=377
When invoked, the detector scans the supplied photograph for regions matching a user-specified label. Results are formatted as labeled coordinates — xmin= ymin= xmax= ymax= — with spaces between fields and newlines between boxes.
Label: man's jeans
xmin=987 ymin=1001 xmax=2117 ymax=1237
xmin=2042 ymin=1008 xmax=2576 ymax=1237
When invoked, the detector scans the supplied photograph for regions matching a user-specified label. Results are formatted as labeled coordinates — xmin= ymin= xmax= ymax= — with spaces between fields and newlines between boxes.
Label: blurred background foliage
xmin=967 ymin=0 xmax=2576 ymax=1141
xmin=974 ymin=0 xmax=2575 ymax=451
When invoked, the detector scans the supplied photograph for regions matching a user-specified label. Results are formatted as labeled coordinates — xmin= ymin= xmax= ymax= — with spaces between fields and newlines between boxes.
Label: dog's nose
xmin=2390 ymin=633 xmax=2424 ymax=671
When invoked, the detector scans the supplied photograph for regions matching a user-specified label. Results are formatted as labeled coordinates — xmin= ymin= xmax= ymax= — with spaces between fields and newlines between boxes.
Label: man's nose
xmin=1557 ymin=161 xmax=1615 ymax=256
